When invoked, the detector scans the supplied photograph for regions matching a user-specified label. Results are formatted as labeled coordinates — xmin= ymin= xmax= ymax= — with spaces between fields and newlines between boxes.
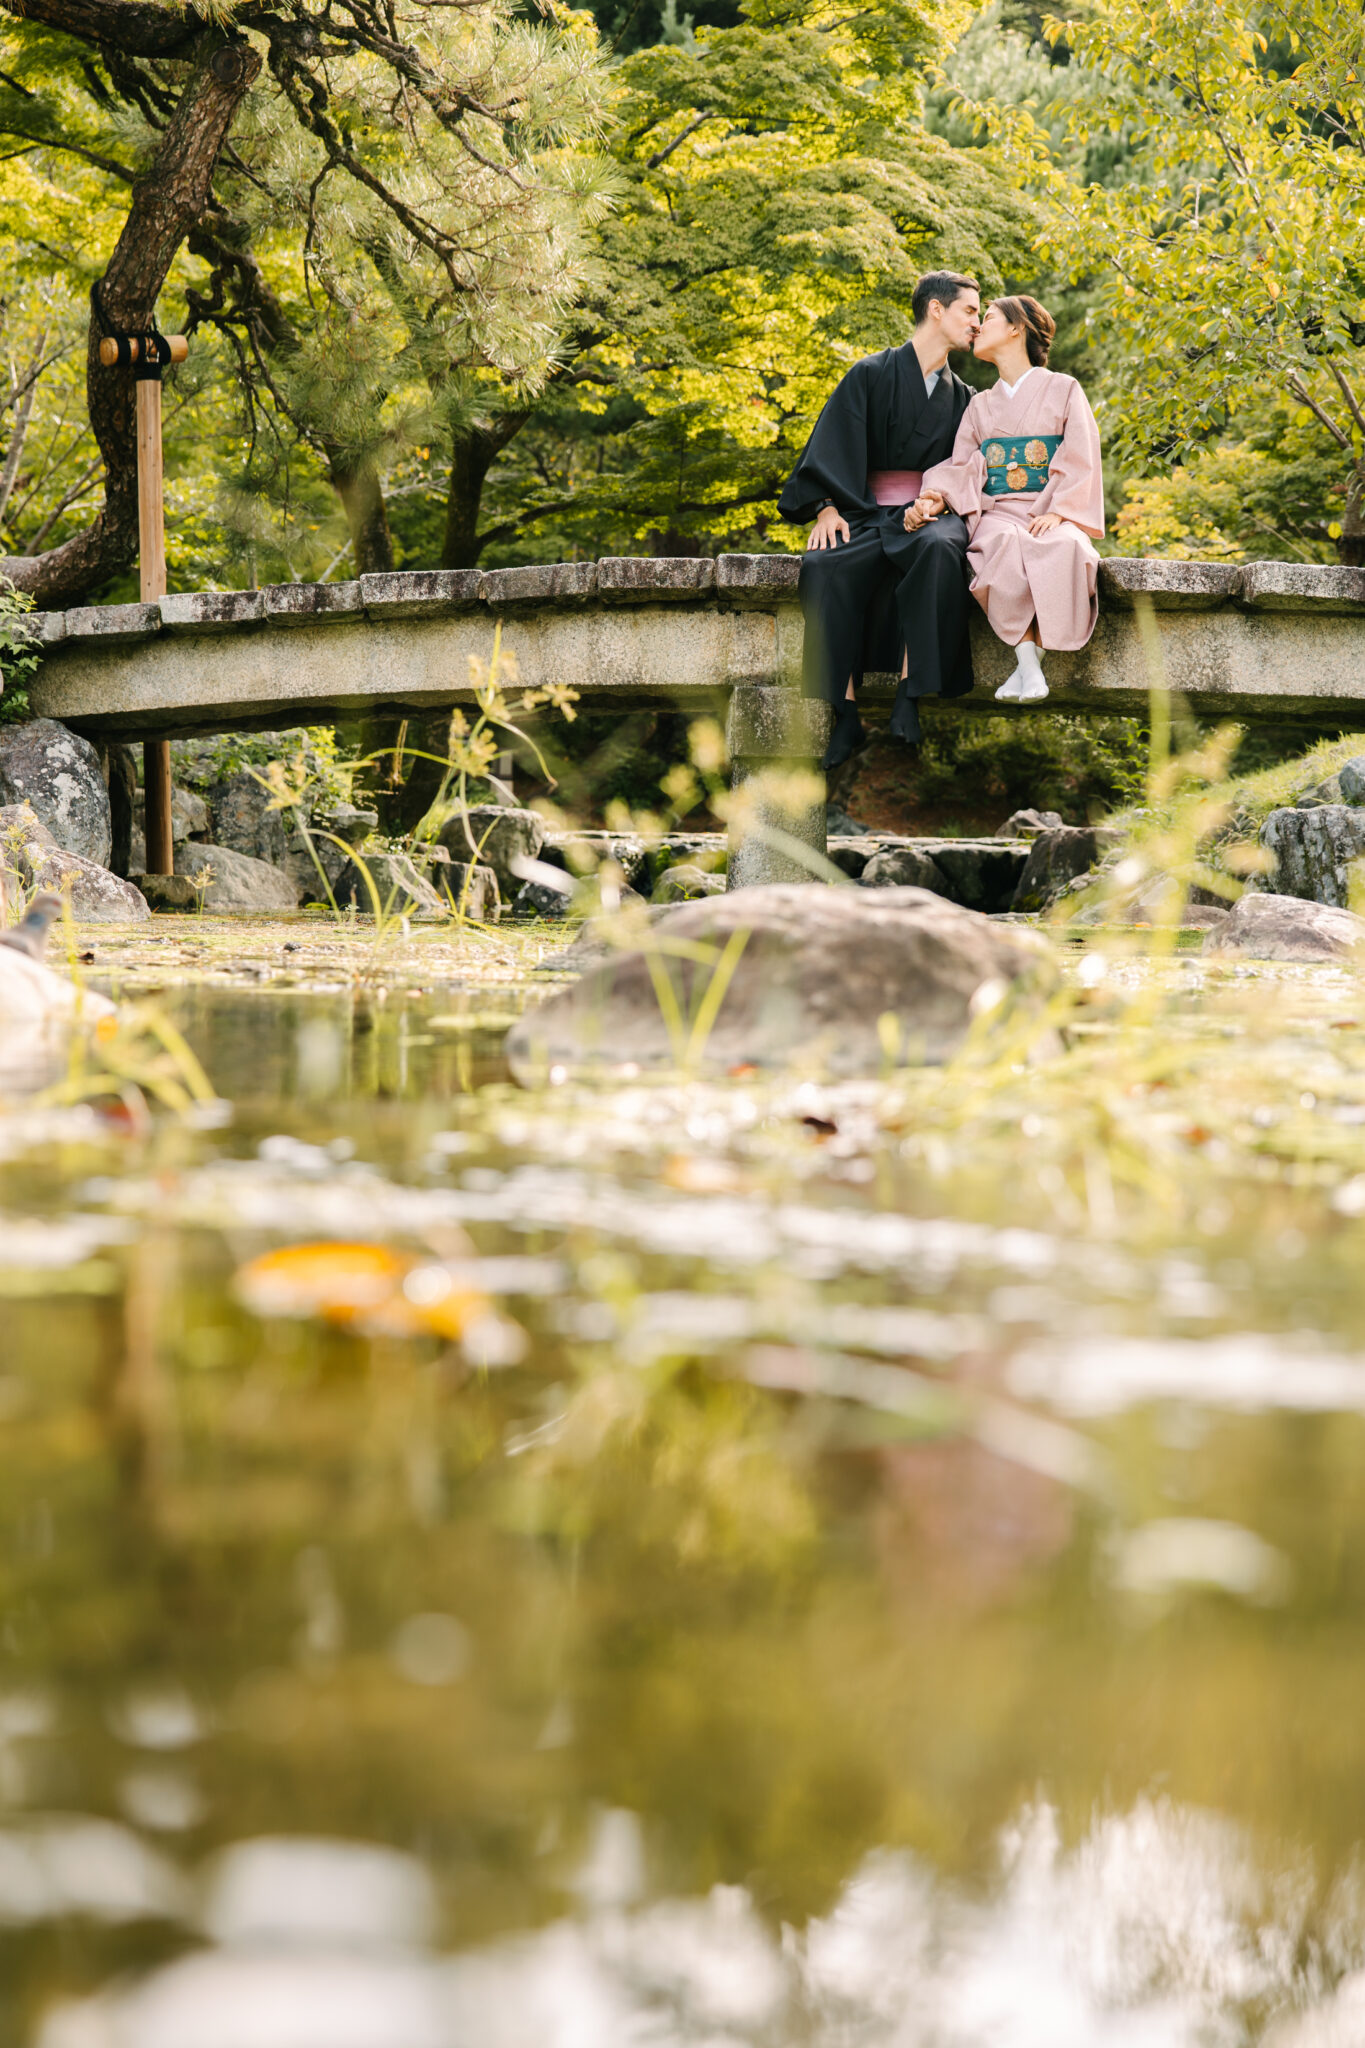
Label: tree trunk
xmin=442 ymin=414 xmax=528 ymax=569
xmin=1340 ymin=460 xmax=1365 ymax=566
xmin=0 ymin=33 xmax=260 ymax=607
xmin=333 ymin=460 xmax=394 ymax=576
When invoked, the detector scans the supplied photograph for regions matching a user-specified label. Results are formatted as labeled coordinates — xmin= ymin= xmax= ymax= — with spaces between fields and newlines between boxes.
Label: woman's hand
xmin=1028 ymin=511 xmax=1064 ymax=536
xmin=807 ymin=506 xmax=851 ymax=550
xmin=904 ymin=489 xmax=945 ymax=532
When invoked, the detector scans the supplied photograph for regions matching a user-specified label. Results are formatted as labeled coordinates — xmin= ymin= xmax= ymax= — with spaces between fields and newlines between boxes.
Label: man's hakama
xmin=778 ymin=343 xmax=976 ymax=739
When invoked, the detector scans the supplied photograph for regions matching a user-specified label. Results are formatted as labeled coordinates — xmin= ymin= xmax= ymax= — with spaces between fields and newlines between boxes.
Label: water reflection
xmin=34 ymin=1800 xmax=1365 ymax=2045
xmin=3 ymin=982 xmax=1365 ymax=2043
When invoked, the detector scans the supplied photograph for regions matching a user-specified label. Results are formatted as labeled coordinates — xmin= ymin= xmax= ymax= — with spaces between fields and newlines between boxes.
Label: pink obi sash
xmin=867 ymin=469 xmax=923 ymax=506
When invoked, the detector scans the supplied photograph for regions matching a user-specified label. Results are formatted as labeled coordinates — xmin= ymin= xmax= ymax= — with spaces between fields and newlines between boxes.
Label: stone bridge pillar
xmin=725 ymin=685 xmax=831 ymax=890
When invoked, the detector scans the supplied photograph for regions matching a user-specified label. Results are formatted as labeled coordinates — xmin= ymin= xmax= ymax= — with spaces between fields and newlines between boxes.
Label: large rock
xmin=997 ymin=808 xmax=1064 ymax=838
xmin=1203 ymin=891 xmax=1365 ymax=962
xmin=928 ymin=841 xmax=1029 ymax=912
xmin=0 ymin=802 xmax=148 ymax=923
xmin=1011 ymin=825 xmax=1120 ymax=912
xmin=209 ymin=769 xmax=290 ymax=868
xmin=828 ymin=840 xmax=873 ymax=880
xmin=1259 ymin=805 xmax=1365 ymax=907
xmin=860 ymin=846 xmax=955 ymax=897
xmin=332 ymin=850 xmax=444 ymax=917
xmin=0 ymin=719 xmax=112 ymax=865
xmin=28 ymin=845 xmax=151 ymax=922
xmin=507 ymin=884 xmax=1058 ymax=1082
xmin=1338 ymin=757 xmax=1365 ymax=805
xmin=173 ymin=842 xmax=301 ymax=913
xmin=437 ymin=805 xmax=543 ymax=899
xmin=651 ymin=863 xmax=726 ymax=904
xmin=428 ymin=859 xmax=500 ymax=923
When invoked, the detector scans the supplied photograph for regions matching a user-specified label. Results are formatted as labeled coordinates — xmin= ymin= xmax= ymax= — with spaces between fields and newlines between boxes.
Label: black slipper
xmin=888 ymin=698 xmax=922 ymax=747
xmin=822 ymin=699 xmax=867 ymax=772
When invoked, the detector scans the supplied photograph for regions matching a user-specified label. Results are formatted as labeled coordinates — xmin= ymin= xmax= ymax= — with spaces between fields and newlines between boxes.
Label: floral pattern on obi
xmin=983 ymin=432 xmax=1063 ymax=497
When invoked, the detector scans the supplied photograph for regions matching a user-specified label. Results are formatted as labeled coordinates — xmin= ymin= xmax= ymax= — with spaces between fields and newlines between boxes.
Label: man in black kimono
xmin=778 ymin=272 xmax=982 ymax=768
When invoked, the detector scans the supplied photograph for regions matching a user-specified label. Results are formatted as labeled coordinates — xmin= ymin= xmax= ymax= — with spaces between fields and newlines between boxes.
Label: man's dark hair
xmin=912 ymin=271 xmax=979 ymax=327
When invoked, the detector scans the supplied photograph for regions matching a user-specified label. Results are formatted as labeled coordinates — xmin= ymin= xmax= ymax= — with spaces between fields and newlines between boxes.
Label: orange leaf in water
xmin=234 ymin=1243 xmax=493 ymax=1341
xmin=235 ymin=1243 xmax=410 ymax=1327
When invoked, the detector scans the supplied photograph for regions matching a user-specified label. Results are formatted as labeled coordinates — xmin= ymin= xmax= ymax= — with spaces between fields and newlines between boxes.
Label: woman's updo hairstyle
xmin=992 ymin=295 xmax=1056 ymax=368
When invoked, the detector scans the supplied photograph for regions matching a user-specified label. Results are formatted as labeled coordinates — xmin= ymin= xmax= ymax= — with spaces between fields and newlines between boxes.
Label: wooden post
xmin=98 ymin=332 xmax=188 ymax=877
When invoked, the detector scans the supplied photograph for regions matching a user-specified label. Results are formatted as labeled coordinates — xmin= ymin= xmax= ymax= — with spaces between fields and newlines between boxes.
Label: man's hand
xmin=807 ymin=506 xmax=851 ymax=550
xmin=1028 ymin=511 xmax=1064 ymax=536
xmin=903 ymin=489 xmax=945 ymax=532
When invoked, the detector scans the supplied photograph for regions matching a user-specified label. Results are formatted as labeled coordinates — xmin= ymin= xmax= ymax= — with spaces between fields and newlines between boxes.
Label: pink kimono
xmin=920 ymin=368 xmax=1105 ymax=651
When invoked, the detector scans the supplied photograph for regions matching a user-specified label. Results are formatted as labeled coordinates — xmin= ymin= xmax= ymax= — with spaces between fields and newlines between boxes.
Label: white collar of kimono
xmin=996 ymin=366 xmax=1038 ymax=395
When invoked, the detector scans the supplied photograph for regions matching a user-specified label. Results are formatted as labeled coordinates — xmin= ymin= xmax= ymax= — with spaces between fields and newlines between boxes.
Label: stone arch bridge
xmin=26 ymin=553 xmax=1365 ymax=884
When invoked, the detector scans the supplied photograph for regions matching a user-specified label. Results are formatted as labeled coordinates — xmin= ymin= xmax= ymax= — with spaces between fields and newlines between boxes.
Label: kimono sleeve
xmin=777 ymin=361 xmax=875 ymax=524
xmin=1038 ymin=379 xmax=1105 ymax=537
xmin=920 ymin=399 xmax=987 ymax=522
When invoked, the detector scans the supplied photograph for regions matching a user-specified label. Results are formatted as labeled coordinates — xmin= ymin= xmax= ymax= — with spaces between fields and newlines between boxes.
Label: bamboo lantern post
xmin=96 ymin=326 xmax=188 ymax=877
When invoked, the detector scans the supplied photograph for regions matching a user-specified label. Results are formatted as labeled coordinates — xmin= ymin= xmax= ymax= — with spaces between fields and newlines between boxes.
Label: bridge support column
xmin=725 ymin=686 xmax=831 ymax=890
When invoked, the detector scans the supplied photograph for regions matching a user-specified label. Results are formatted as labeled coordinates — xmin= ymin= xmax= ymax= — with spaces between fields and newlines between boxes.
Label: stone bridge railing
xmin=25 ymin=551 xmax=1365 ymax=886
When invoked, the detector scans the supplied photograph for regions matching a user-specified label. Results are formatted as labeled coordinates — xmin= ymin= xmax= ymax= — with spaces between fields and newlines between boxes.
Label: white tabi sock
xmin=995 ymin=640 xmax=1047 ymax=703
xmin=1014 ymin=640 xmax=1048 ymax=702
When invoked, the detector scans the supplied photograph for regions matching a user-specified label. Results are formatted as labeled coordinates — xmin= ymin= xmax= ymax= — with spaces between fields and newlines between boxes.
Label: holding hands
xmin=903 ymin=489 xmax=945 ymax=532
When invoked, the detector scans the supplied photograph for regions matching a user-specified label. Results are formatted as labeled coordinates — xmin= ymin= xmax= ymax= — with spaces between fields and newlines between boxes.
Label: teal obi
xmin=982 ymin=432 xmax=1062 ymax=497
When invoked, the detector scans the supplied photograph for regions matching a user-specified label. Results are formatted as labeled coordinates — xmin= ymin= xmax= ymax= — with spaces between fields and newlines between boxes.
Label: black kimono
xmin=778 ymin=344 xmax=975 ymax=741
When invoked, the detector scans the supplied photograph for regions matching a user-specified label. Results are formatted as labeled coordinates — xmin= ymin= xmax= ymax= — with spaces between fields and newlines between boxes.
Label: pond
xmin=4 ymin=916 xmax=1365 ymax=2046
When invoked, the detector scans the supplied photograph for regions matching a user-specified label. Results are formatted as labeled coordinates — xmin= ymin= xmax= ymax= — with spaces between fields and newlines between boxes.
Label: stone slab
xmin=597 ymin=557 xmax=716 ymax=602
xmin=716 ymin=553 xmax=802 ymax=606
xmin=1098 ymin=559 xmax=1242 ymax=610
xmin=62 ymin=603 xmax=161 ymax=644
xmin=159 ymin=590 xmax=265 ymax=634
xmin=359 ymin=570 xmax=483 ymax=617
xmin=1236 ymin=561 xmax=1365 ymax=613
xmin=481 ymin=563 xmax=598 ymax=607
xmin=263 ymin=580 xmax=365 ymax=626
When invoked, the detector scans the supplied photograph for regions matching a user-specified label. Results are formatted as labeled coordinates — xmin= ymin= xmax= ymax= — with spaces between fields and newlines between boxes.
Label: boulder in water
xmin=27 ymin=846 xmax=150 ymax=922
xmin=997 ymin=809 xmax=1064 ymax=838
xmin=0 ymin=719 xmax=112 ymax=864
xmin=507 ymin=883 xmax=1058 ymax=1082
xmin=332 ymin=850 xmax=443 ymax=918
xmin=208 ymin=769 xmax=291 ymax=868
xmin=859 ymin=846 xmax=955 ymax=897
xmin=651 ymin=863 xmax=726 ymax=904
xmin=1011 ymin=825 xmax=1121 ymax=912
xmin=0 ymin=801 xmax=149 ymax=922
xmin=173 ymin=843 xmax=302 ymax=913
xmin=437 ymin=806 xmax=544 ymax=900
xmin=1203 ymin=891 xmax=1365 ymax=962
xmin=1258 ymin=806 xmax=1365 ymax=907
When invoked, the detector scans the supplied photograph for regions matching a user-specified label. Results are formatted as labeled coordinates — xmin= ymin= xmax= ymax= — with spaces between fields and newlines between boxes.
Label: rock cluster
xmin=508 ymin=883 xmax=1058 ymax=1082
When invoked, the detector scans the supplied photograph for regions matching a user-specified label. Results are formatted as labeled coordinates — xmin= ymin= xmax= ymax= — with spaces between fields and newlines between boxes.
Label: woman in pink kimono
xmin=907 ymin=296 xmax=1104 ymax=703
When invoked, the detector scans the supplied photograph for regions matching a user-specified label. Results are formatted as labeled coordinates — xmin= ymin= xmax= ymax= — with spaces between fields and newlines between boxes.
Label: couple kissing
xmin=777 ymin=272 xmax=1105 ymax=772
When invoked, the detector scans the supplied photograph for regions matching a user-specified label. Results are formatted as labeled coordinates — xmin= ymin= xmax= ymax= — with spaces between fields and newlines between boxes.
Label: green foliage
xmin=0 ymin=0 xmax=615 ymax=589
xmin=953 ymin=0 xmax=1365 ymax=558
xmin=169 ymin=728 xmax=352 ymax=810
xmin=0 ymin=575 xmax=38 ymax=723
xmin=1114 ymin=414 xmax=1342 ymax=563
xmin=473 ymin=0 xmax=1040 ymax=561
xmin=901 ymin=709 xmax=1149 ymax=825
